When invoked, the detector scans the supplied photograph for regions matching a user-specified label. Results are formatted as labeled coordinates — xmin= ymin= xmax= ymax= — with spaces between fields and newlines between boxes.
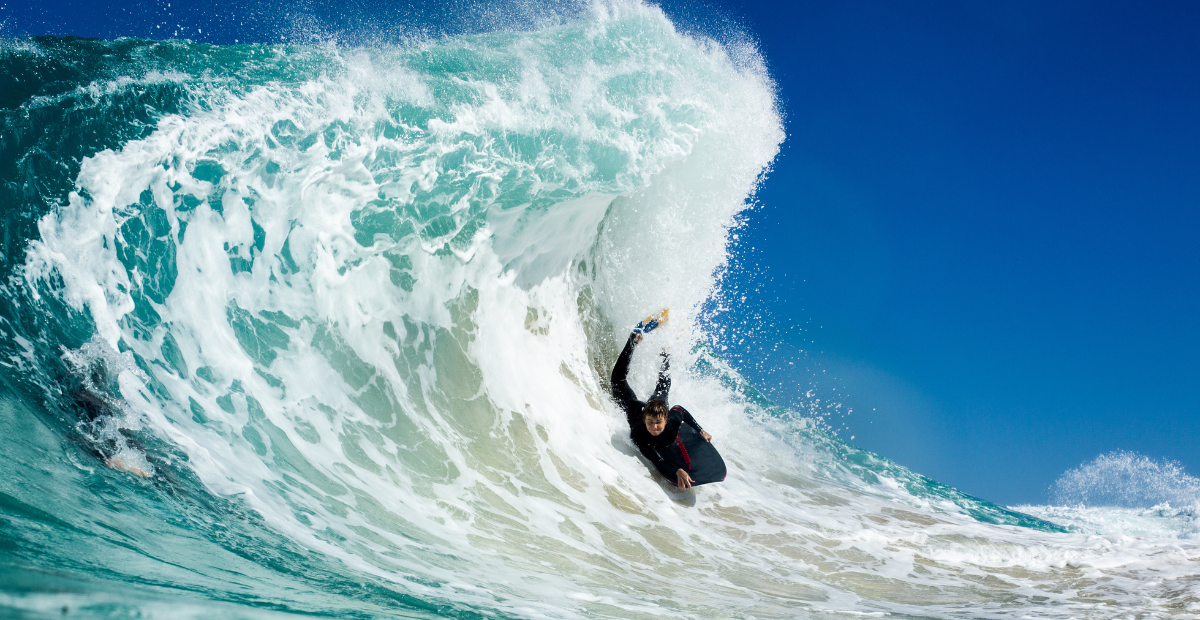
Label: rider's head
xmin=643 ymin=399 xmax=669 ymax=436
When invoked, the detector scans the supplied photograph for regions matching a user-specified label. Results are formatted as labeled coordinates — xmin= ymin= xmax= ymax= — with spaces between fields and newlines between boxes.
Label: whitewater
xmin=1 ymin=2 xmax=1198 ymax=618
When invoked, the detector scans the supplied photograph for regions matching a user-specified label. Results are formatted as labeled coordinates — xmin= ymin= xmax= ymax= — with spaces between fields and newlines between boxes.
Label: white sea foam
xmin=21 ymin=1 xmax=1200 ymax=617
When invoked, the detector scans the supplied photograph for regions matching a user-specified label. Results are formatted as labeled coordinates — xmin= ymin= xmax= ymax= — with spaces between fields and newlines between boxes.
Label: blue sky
xmin=697 ymin=0 xmax=1200 ymax=505
xmin=5 ymin=0 xmax=1198 ymax=506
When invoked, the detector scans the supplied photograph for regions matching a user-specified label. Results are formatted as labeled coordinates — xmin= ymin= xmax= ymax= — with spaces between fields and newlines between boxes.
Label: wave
xmin=2 ymin=2 xmax=1198 ymax=617
xmin=1052 ymin=450 xmax=1200 ymax=509
xmin=1014 ymin=452 xmax=1200 ymax=542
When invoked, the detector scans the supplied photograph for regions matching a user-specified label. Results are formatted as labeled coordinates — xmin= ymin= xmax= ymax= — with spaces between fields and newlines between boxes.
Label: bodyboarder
xmin=610 ymin=313 xmax=725 ymax=489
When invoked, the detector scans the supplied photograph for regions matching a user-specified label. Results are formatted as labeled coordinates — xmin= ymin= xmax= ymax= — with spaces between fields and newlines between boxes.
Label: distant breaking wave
xmin=1052 ymin=451 xmax=1200 ymax=509
xmin=1015 ymin=452 xmax=1200 ymax=541
xmin=1 ymin=2 xmax=1198 ymax=618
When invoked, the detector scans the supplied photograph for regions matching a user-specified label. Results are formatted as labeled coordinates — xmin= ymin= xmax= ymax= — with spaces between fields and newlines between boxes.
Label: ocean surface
xmin=1 ymin=2 xmax=1197 ymax=617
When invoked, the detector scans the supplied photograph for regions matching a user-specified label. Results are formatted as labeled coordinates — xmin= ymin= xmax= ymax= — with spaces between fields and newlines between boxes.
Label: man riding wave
xmin=610 ymin=317 xmax=718 ymax=489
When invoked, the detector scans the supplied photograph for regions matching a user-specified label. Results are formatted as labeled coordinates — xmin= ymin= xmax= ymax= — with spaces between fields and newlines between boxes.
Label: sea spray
xmin=1015 ymin=452 xmax=1200 ymax=541
xmin=1052 ymin=450 xmax=1200 ymax=509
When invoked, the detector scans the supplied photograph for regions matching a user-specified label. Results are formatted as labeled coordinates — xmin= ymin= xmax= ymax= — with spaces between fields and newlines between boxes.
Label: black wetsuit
xmin=610 ymin=334 xmax=706 ymax=479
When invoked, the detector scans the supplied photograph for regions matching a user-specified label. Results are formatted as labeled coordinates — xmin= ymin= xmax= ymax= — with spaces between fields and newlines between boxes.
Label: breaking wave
xmin=1 ymin=2 xmax=1197 ymax=617
xmin=1053 ymin=451 xmax=1200 ymax=509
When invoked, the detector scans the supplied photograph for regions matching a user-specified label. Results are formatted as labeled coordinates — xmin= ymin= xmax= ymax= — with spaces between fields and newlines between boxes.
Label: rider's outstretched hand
xmin=700 ymin=430 xmax=712 ymax=442
xmin=676 ymin=469 xmax=694 ymax=489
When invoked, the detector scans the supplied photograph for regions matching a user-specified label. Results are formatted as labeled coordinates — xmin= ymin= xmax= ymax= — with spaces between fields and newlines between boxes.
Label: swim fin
xmin=633 ymin=308 xmax=669 ymax=334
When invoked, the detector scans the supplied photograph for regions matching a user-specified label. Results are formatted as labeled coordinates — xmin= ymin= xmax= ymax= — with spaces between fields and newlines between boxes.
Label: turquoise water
xmin=2 ymin=5 xmax=1197 ymax=618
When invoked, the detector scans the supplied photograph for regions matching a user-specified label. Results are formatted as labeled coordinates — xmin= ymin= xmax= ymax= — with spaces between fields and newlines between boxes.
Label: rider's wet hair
xmin=643 ymin=399 xmax=668 ymax=420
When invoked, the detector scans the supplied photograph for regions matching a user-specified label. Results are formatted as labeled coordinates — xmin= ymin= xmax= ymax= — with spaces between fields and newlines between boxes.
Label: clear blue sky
xmin=6 ymin=0 xmax=1199 ymax=506
xmin=690 ymin=0 xmax=1200 ymax=505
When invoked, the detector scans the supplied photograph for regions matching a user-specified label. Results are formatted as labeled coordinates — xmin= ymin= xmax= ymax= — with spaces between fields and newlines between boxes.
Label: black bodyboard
xmin=661 ymin=424 xmax=726 ymax=487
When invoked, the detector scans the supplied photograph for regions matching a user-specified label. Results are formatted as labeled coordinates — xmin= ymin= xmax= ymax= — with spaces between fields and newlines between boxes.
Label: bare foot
xmin=105 ymin=456 xmax=152 ymax=478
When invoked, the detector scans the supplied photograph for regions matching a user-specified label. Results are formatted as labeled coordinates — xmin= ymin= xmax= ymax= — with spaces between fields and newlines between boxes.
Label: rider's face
xmin=645 ymin=415 xmax=667 ymax=436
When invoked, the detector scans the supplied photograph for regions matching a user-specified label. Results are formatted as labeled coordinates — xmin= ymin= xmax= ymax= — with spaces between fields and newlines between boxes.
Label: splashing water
xmin=1014 ymin=452 xmax=1200 ymax=542
xmin=1 ymin=2 xmax=1198 ymax=618
xmin=1053 ymin=451 xmax=1200 ymax=509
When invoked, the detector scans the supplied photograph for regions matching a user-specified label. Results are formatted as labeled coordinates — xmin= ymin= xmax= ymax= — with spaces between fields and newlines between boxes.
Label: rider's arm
xmin=675 ymin=405 xmax=703 ymax=433
xmin=650 ymin=349 xmax=671 ymax=402
xmin=610 ymin=334 xmax=640 ymax=423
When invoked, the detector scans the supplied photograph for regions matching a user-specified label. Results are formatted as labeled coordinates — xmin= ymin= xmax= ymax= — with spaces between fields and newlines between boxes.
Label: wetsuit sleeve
xmin=674 ymin=405 xmax=703 ymax=433
xmin=650 ymin=350 xmax=670 ymax=403
xmin=610 ymin=334 xmax=642 ymax=426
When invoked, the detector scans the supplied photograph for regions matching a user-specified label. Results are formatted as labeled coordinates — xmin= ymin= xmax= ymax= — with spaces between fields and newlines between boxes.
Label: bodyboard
xmin=660 ymin=424 xmax=726 ymax=487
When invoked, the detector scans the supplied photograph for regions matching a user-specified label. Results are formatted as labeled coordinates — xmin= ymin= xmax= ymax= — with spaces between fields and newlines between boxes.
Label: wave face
xmin=2 ymin=4 xmax=1197 ymax=618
